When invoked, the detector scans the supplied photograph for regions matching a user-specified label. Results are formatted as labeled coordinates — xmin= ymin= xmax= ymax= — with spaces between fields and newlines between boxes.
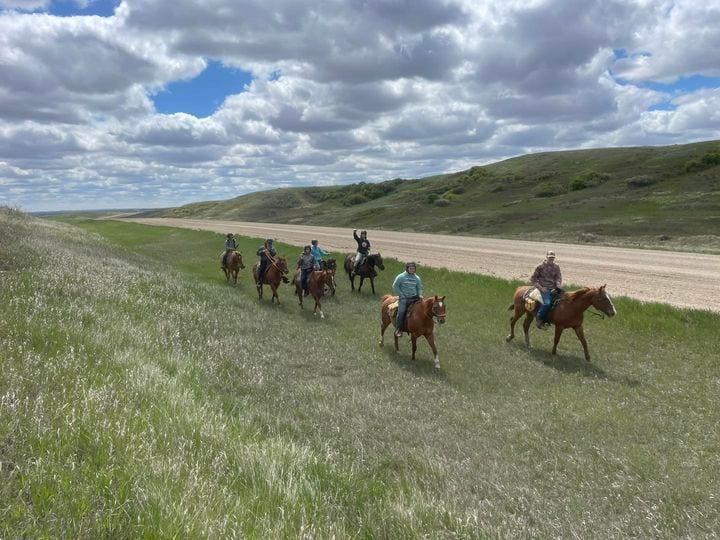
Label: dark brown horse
xmin=506 ymin=285 xmax=616 ymax=361
xmin=253 ymin=256 xmax=289 ymax=304
xmin=223 ymin=250 xmax=245 ymax=284
xmin=293 ymin=269 xmax=335 ymax=318
xmin=344 ymin=253 xmax=385 ymax=294
xmin=380 ymin=295 xmax=447 ymax=369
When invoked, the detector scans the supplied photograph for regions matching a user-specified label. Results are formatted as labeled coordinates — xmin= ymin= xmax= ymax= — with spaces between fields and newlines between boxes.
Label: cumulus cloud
xmin=0 ymin=0 xmax=719 ymax=211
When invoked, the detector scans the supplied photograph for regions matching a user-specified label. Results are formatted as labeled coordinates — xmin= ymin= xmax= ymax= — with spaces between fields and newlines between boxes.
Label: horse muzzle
xmin=435 ymin=316 xmax=446 ymax=325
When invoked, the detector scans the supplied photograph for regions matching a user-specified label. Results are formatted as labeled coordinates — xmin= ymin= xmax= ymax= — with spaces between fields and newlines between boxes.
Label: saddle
xmin=523 ymin=287 xmax=562 ymax=313
xmin=386 ymin=298 xmax=421 ymax=331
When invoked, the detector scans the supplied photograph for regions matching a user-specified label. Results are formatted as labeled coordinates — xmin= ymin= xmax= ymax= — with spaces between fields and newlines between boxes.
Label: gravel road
xmin=122 ymin=218 xmax=720 ymax=312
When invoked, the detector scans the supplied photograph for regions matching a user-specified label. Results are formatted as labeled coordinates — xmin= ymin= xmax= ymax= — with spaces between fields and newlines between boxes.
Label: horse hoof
xmin=505 ymin=335 xmax=513 ymax=342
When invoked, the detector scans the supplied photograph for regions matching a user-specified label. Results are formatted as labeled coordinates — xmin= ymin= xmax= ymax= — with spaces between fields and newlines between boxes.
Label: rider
xmin=530 ymin=250 xmax=563 ymax=328
xmin=221 ymin=233 xmax=238 ymax=269
xmin=310 ymin=239 xmax=329 ymax=268
xmin=257 ymin=238 xmax=287 ymax=285
xmin=351 ymin=229 xmax=371 ymax=276
xmin=297 ymin=245 xmax=319 ymax=296
xmin=392 ymin=261 xmax=423 ymax=338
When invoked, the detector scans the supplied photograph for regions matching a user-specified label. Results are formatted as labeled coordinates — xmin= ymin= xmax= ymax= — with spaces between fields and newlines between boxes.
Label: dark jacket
xmin=257 ymin=245 xmax=277 ymax=262
xmin=297 ymin=253 xmax=317 ymax=271
xmin=353 ymin=231 xmax=371 ymax=254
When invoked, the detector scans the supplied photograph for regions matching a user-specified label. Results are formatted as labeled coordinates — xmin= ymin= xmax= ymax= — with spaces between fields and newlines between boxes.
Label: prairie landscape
xmin=2 ymin=208 xmax=718 ymax=537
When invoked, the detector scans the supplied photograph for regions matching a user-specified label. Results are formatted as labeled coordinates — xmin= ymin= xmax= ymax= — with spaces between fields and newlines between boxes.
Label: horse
xmin=506 ymin=285 xmax=616 ymax=361
xmin=320 ymin=258 xmax=337 ymax=296
xmin=344 ymin=253 xmax=385 ymax=294
xmin=293 ymin=269 xmax=335 ymax=318
xmin=253 ymin=256 xmax=290 ymax=304
xmin=223 ymin=250 xmax=245 ymax=284
xmin=380 ymin=295 xmax=447 ymax=370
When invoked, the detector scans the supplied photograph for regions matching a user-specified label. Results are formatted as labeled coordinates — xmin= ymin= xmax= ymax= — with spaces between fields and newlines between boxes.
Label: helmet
xmin=405 ymin=261 xmax=417 ymax=270
xmin=311 ymin=239 xmax=318 ymax=245
xmin=304 ymin=245 xmax=312 ymax=251
xmin=546 ymin=250 xmax=556 ymax=259
xmin=266 ymin=238 xmax=274 ymax=244
xmin=361 ymin=230 xmax=367 ymax=235
xmin=226 ymin=233 xmax=233 ymax=238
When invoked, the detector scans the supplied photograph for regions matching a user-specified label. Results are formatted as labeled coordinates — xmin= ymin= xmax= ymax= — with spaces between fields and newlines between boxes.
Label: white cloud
xmin=0 ymin=0 xmax=719 ymax=211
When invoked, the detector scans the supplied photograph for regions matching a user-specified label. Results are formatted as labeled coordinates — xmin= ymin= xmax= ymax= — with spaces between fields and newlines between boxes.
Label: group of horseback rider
xmin=222 ymin=229 xmax=562 ymax=330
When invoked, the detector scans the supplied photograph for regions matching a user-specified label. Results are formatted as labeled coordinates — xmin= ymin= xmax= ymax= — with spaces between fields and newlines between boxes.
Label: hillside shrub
xmin=685 ymin=152 xmax=720 ymax=172
xmin=569 ymin=178 xmax=589 ymax=191
xmin=626 ymin=175 xmax=656 ymax=188
xmin=434 ymin=198 xmax=451 ymax=207
xmin=535 ymin=182 xmax=568 ymax=198
xmin=451 ymin=185 xmax=466 ymax=195
xmin=570 ymin=171 xmax=611 ymax=191
xmin=343 ymin=193 xmax=369 ymax=206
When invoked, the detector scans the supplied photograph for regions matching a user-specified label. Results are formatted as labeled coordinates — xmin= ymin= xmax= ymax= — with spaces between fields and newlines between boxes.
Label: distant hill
xmin=142 ymin=140 xmax=720 ymax=251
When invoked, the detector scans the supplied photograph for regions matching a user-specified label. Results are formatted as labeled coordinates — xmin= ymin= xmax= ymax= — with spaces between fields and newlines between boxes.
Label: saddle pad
xmin=387 ymin=299 xmax=399 ymax=318
xmin=524 ymin=287 xmax=544 ymax=303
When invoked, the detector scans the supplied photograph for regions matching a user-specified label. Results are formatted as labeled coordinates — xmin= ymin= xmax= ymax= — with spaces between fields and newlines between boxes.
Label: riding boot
xmin=535 ymin=315 xmax=546 ymax=329
xmin=282 ymin=276 xmax=290 ymax=284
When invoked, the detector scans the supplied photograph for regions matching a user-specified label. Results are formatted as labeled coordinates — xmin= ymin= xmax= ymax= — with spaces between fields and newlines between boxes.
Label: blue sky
xmin=0 ymin=0 xmax=719 ymax=211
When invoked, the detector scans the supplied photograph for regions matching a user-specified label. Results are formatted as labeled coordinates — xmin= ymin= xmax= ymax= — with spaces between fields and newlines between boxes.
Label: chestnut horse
xmin=253 ymin=257 xmax=289 ymax=303
xmin=320 ymin=258 xmax=337 ymax=296
xmin=380 ymin=295 xmax=447 ymax=369
xmin=344 ymin=253 xmax=385 ymax=294
xmin=506 ymin=285 xmax=616 ymax=361
xmin=293 ymin=269 xmax=335 ymax=318
xmin=223 ymin=250 xmax=245 ymax=284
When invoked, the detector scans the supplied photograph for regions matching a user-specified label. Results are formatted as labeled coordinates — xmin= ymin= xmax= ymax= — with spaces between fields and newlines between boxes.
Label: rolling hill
xmin=143 ymin=140 xmax=720 ymax=251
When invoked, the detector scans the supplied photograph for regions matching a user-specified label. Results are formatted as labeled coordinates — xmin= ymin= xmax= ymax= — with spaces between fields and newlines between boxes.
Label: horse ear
xmin=601 ymin=284 xmax=606 ymax=290
xmin=441 ymin=295 xmax=446 ymax=301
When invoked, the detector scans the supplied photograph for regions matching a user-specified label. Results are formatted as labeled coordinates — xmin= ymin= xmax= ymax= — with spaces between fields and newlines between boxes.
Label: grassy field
xmin=143 ymin=140 xmax=720 ymax=253
xmin=1 ymin=208 xmax=719 ymax=536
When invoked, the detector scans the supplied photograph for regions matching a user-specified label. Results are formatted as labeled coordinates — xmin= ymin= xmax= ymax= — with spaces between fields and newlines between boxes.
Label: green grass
xmin=143 ymin=139 xmax=720 ymax=252
xmin=2 ymin=209 xmax=719 ymax=536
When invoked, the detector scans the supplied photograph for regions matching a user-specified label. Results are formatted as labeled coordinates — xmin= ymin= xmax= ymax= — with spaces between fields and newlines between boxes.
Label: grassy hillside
xmin=146 ymin=140 xmax=720 ymax=251
xmin=2 ymin=208 xmax=719 ymax=536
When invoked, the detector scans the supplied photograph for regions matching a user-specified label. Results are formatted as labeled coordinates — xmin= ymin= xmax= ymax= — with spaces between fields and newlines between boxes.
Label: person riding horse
xmin=392 ymin=261 xmax=423 ymax=338
xmin=310 ymin=239 xmax=329 ymax=268
xmin=297 ymin=245 xmax=319 ymax=296
xmin=351 ymin=229 xmax=371 ymax=277
xmin=221 ymin=233 xmax=238 ymax=269
xmin=530 ymin=250 xmax=563 ymax=328
xmin=257 ymin=239 xmax=289 ymax=286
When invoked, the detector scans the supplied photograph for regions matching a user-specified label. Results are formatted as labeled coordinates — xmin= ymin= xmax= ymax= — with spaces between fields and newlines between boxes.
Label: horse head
xmin=237 ymin=252 xmax=246 ymax=269
xmin=323 ymin=258 xmax=337 ymax=272
xmin=431 ymin=295 xmax=447 ymax=324
xmin=371 ymin=253 xmax=385 ymax=271
xmin=277 ymin=257 xmax=290 ymax=274
xmin=592 ymin=285 xmax=616 ymax=317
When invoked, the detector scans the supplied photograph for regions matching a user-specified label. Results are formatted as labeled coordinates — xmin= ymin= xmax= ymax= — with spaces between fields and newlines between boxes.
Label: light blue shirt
xmin=311 ymin=245 xmax=329 ymax=264
xmin=392 ymin=271 xmax=423 ymax=298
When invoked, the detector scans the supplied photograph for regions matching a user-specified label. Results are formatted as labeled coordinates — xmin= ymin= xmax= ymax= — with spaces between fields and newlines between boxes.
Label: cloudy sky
xmin=1 ymin=0 xmax=719 ymax=211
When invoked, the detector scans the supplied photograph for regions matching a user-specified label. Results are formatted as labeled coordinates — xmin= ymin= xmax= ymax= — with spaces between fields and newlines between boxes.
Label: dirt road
xmin=122 ymin=218 xmax=720 ymax=312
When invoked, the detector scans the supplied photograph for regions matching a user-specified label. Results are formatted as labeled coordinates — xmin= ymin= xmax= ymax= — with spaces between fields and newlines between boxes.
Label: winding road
xmin=122 ymin=218 xmax=720 ymax=312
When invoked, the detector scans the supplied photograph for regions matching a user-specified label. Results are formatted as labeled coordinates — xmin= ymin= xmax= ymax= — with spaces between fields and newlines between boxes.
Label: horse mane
xmin=564 ymin=287 xmax=593 ymax=302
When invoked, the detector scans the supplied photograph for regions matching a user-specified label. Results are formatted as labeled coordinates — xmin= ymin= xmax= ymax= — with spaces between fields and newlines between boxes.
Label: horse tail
xmin=381 ymin=294 xmax=393 ymax=302
xmin=507 ymin=304 xmax=514 ymax=311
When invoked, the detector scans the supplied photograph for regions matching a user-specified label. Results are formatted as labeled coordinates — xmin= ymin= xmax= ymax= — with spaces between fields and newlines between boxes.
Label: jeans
xmin=537 ymin=290 xmax=554 ymax=321
xmin=301 ymin=268 xmax=312 ymax=293
xmin=353 ymin=252 xmax=366 ymax=271
xmin=395 ymin=296 xmax=419 ymax=331
xmin=258 ymin=260 xmax=268 ymax=282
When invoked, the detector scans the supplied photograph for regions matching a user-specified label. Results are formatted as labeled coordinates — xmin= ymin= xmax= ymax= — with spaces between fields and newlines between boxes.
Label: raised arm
xmin=416 ymin=275 xmax=424 ymax=298
xmin=392 ymin=274 xmax=402 ymax=296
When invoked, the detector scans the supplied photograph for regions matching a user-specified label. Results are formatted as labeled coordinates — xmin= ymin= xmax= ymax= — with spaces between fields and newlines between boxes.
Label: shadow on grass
xmin=379 ymin=342 xmax=449 ymax=380
xmin=511 ymin=343 xmax=641 ymax=387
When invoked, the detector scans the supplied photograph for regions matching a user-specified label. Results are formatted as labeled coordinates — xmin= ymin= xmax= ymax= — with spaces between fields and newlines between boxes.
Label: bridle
xmin=424 ymin=298 xmax=446 ymax=324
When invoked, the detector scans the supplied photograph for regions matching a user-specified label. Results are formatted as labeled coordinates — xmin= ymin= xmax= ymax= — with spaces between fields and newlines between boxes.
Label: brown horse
xmin=253 ymin=257 xmax=289 ymax=303
xmin=294 ymin=269 xmax=335 ymax=318
xmin=320 ymin=258 xmax=337 ymax=296
xmin=506 ymin=285 xmax=616 ymax=361
xmin=344 ymin=253 xmax=385 ymax=294
xmin=223 ymin=250 xmax=245 ymax=284
xmin=380 ymin=295 xmax=447 ymax=369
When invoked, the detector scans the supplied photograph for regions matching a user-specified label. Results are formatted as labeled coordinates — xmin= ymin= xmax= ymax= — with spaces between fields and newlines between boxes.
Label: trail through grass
xmin=1 ymin=211 xmax=718 ymax=537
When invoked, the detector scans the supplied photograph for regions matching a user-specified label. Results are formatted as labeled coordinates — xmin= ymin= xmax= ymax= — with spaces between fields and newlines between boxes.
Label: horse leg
xmin=410 ymin=334 xmax=417 ymax=361
xmin=370 ymin=277 xmax=375 ymax=295
xmin=348 ymin=271 xmax=355 ymax=291
xmin=315 ymin=298 xmax=324 ymax=319
xmin=257 ymin=283 xmax=263 ymax=299
xmin=272 ymin=284 xmax=280 ymax=305
xmin=574 ymin=325 xmax=591 ymax=362
xmin=358 ymin=277 xmax=364 ymax=293
xmin=552 ymin=325 xmax=564 ymax=355
xmin=380 ymin=318 xmax=389 ymax=347
xmin=522 ymin=312 xmax=533 ymax=347
xmin=506 ymin=306 xmax=523 ymax=342
xmin=426 ymin=333 xmax=440 ymax=370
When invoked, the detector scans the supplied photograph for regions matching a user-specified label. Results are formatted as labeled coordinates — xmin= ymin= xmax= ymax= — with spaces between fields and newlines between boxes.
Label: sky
xmin=1 ymin=0 xmax=720 ymax=211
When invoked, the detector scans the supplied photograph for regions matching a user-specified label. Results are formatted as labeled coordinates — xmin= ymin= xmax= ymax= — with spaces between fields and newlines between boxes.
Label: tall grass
xmin=1 ymin=210 xmax=719 ymax=536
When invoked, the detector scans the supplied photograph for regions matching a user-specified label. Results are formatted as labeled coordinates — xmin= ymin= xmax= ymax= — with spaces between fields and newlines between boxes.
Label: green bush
xmin=701 ymin=152 xmax=720 ymax=166
xmin=535 ymin=182 xmax=568 ymax=198
xmin=343 ymin=193 xmax=369 ymax=206
xmin=451 ymin=185 xmax=466 ymax=195
xmin=569 ymin=178 xmax=589 ymax=191
xmin=626 ymin=175 xmax=656 ymax=188
xmin=685 ymin=152 xmax=720 ymax=173
xmin=434 ymin=198 xmax=451 ymax=207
